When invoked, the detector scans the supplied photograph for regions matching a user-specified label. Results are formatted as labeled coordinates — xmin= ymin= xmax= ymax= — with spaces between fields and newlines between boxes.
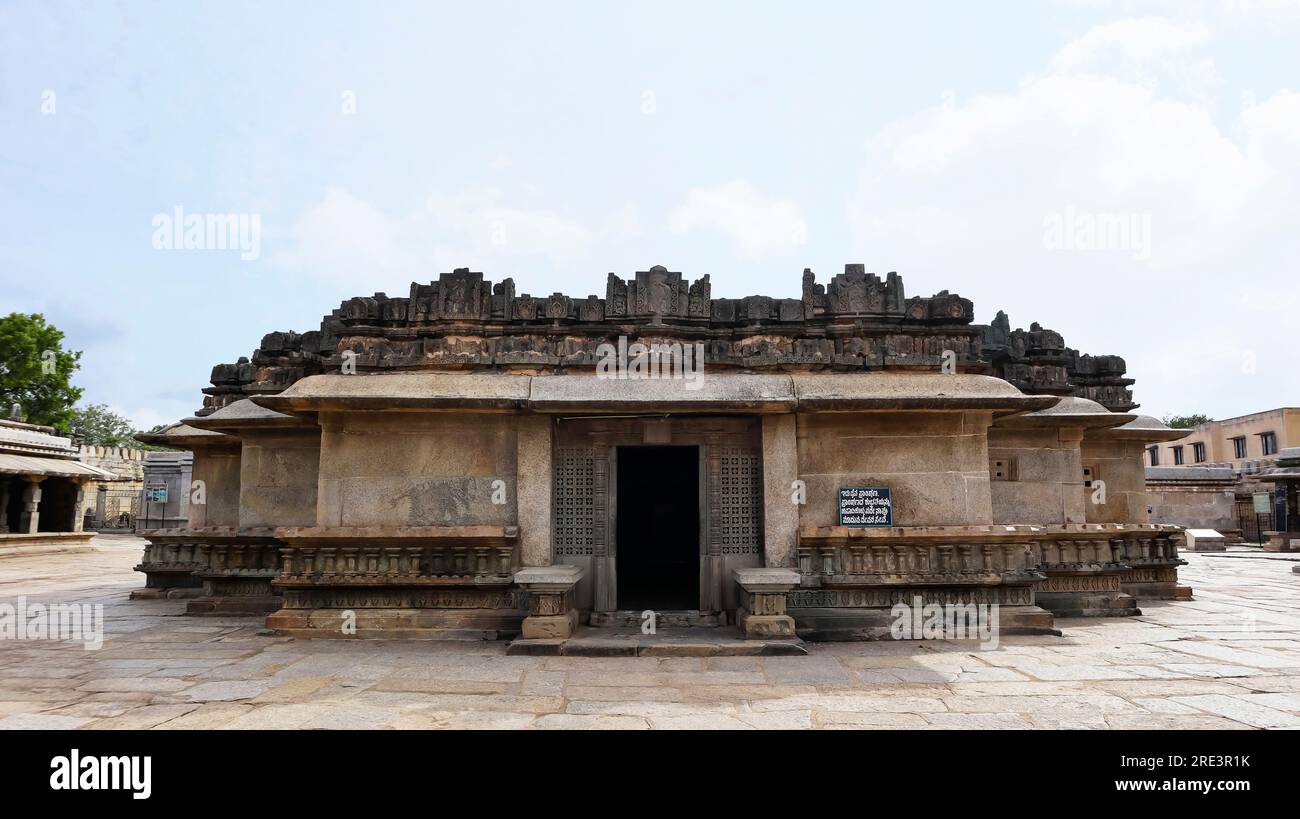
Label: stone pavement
xmin=2 ymin=535 xmax=1300 ymax=730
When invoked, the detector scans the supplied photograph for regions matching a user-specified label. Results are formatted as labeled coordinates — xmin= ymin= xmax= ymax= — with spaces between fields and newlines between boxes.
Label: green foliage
xmin=0 ymin=313 xmax=83 ymax=428
xmin=68 ymin=403 xmax=137 ymax=446
xmin=67 ymin=406 xmax=178 ymax=451
xmin=1162 ymin=413 xmax=1213 ymax=429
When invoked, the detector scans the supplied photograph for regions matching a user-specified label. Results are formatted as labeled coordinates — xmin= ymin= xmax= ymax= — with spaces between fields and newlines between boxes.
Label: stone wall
xmin=795 ymin=410 xmax=993 ymax=527
xmin=238 ymin=430 xmax=320 ymax=528
xmin=315 ymin=411 xmax=517 ymax=528
xmin=189 ymin=448 xmax=241 ymax=528
xmin=1080 ymin=439 xmax=1150 ymax=524
xmin=988 ymin=427 xmax=1086 ymax=525
xmin=76 ymin=445 xmax=146 ymax=479
xmin=75 ymin=445 xmax=146 ymax=519
xmin=1146 ymin=465 xmax=1237 ymax=534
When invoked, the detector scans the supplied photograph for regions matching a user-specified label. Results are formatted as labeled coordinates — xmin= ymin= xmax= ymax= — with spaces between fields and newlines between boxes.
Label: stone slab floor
xmin=2 ymin=535 xmax=1300 ymax=730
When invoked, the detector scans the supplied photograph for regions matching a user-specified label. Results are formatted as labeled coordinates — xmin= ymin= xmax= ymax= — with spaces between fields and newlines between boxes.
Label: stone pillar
xmin=514 ymin=565 xmax=583 ymax=639
xmin=734 ymin=568 xmax=800 ymax=639
xmin=515 ymin=415 xmax=553 ymax=567
xmin=70 ymin=480 xmax=87 ymax=532
xmin=95 ymin=484 xmax=107 ymax=529
xmin=20 ymin=476 xmax=45 ymax=534
xmin=0 ymin=480 xmax=9 ymax=533
xmin=761 ymin=414 xmax=799 ymax=568
xmin=1060 ymin=428 xmax=1087 ymax=524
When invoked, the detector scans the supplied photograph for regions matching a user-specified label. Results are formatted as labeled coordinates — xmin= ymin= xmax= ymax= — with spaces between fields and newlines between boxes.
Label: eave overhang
xmin=249 ymin=371 xmax=1055 ymax=416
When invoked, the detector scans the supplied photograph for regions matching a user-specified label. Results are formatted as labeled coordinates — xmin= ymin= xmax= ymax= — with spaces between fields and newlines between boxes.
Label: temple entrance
xmin=615 ymin=446 xmax=700 ymax=611
xmin=551 ymin=416 xmax=763 ymax=615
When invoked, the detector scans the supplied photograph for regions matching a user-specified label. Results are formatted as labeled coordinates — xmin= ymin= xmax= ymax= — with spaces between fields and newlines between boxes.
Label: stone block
xmin=1185 ymin=528 xmax=1228 ymax=552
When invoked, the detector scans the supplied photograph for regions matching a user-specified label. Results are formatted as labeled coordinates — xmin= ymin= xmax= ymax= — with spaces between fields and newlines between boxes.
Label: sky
xmin=1 ymin=0 xmax=1298 ymax=429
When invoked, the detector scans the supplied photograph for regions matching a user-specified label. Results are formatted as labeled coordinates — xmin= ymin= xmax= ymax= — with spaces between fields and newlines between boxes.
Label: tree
xmin=1162 ymin=413 xmax=1213 ymax=429
xmin=67 ymin=403 xmax=137 ymax=446
xmin=132 ymin=424 xmax=179 ymax=452
xmin=0 ymin=313 xmax=83 ymax=429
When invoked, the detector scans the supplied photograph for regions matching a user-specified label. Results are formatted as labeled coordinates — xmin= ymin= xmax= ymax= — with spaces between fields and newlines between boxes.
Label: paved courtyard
xmin=2 ymin=535 xmax=1300 ymax=730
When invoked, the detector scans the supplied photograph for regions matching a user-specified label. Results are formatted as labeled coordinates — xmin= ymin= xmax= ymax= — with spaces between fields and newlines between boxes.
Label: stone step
xmin=506 ymin=625 xmax=807 ymax=656
xmin=587 ymin=610 xmax=724 ymax=628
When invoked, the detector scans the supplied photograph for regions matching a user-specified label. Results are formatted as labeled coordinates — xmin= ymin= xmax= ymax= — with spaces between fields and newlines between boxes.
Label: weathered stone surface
xmin=199 ymin=267 xmax=1132 ymax=413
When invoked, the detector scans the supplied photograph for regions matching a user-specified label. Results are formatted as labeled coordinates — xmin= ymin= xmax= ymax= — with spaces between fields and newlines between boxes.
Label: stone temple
xmin=134 ymin=265 xmax=1192 ymax=649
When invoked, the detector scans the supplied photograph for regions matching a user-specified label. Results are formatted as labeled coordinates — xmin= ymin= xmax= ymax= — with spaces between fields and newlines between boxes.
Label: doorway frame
xmin=610 ymin=443 xmax=705 ymax=612
xmin=552 ymin=415 xmax=763 ymax=617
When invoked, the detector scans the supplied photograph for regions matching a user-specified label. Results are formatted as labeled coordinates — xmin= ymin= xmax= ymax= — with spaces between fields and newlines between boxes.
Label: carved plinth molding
xmin=272 ymin=526 xmax=519 ymax=591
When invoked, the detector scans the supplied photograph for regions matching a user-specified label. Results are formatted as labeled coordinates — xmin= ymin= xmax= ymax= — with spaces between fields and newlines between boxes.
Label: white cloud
xmin=1218 ymin=0 xmax=1300 ymax=21
xmin=1049 ymin=17 xmax=1209 ymax=74
xmin=420 ymin=189 xmax=597 ymax=262
xmin=110 ymin=404 xmax=180 ymax=434
xmin=669 ymin=180 xmax=808 ymax=259
xmin=848 ymin=16 xmax=1300 ymax=418
xmin=269 ymin=187 xmax=413 ymax=283
xmin=271 ymin=187 xmax=639 ymax=288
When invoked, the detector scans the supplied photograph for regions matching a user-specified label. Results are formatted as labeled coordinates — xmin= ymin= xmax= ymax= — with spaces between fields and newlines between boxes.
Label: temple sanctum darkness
xmin=133 ymin=265 xmax=1193 ymax=651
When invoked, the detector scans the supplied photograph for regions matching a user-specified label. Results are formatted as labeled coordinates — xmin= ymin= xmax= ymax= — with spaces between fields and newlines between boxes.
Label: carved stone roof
xmin=198 ymin=265 xmax=1138 ymax=416
xmin=133 ymin=422 xmax=233 ymax=449
xmin=184 ymin=398 xmax=309 ymax=433
xmin=993 ymin=396 xmax=1135 ymax=430
xmin=1085 ymin=414 xmax=1192 ymax=443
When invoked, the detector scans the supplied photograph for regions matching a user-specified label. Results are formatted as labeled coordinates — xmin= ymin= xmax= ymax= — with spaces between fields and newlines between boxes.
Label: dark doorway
xmin=37 ymin=478 xmax=77 ymax=533
xmin=616 ymin=446 xmax=699 ymax=610
xmin=3 ymin=477 xmax=23 ymax=532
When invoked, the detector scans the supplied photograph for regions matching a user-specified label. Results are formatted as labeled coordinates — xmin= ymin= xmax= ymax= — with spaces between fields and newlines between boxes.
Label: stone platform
xmin=7 ymin=536 xmax=1300 ymax=730
xmin=0 ymin=531 xmax=95 ymax=559
xmin=507 ymin=627 xmax=808 ymax=656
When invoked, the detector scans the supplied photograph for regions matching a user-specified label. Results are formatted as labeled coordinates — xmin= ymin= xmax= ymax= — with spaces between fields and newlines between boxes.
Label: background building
xmin=1145 ymin=408 xmax=1300 ymax=544
xmin=1147 ymin=408 xmax=1300 ymax=472
xmin=0 ymin=418 xmax=120 ymax=555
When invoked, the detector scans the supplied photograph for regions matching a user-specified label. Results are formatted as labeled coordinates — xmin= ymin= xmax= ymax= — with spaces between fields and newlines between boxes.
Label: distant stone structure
xmin=133 ymin=265 xmax=1191 ymax=646
xmin=137 ymin=451 xmax=193 ymax=531
xmin=75 ymin=445 xmax=145 ymax=531
xmin=0 ymin=418 xmax=120 ymax=556
xmin=1146 ymin=465 xmax=1239 ymax=540
xmin=1255 ymin=448 xmax=1300 ymax=552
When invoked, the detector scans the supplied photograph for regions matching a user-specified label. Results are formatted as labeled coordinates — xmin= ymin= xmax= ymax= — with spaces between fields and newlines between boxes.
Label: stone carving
xmin=688 ymin=275 xmax=711 ymax=317
xmin=605 ymin=272 xmax=628 ymax=317
xmin=197 ymin=264 xmax=1138 ymax=415
xmin=982 ymin=310 xmax=1136 ymax=411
